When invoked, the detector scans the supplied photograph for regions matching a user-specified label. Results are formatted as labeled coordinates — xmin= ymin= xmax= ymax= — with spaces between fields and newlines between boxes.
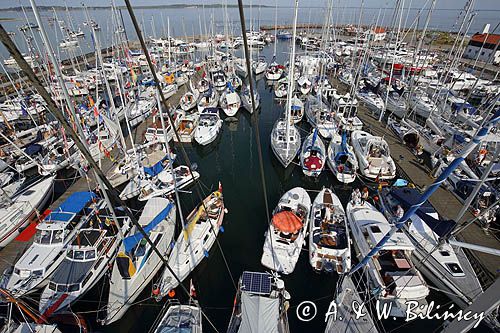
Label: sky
xmin=0 ymin=0 xmax=499 ymax=10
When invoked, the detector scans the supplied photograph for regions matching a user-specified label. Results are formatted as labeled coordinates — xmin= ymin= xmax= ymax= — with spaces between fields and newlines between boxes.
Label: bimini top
xmin=44 ymin=191 xmax=96 ymax=223
xmin=272 ymin=211 xmax=302 ymax=233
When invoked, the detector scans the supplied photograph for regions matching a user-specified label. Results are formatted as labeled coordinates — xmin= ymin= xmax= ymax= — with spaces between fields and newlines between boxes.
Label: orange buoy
xmin=168 ymin=290 xmax=176 ymax=298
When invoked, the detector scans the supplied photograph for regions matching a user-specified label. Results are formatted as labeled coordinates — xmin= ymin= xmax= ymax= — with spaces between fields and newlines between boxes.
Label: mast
xmin=285 ymin=0 xmax=299 ymax=158
xmin=273 ymin=0 xmax=277 ymax=59
xmin=349 ymin=109 xmax=500 ymax=275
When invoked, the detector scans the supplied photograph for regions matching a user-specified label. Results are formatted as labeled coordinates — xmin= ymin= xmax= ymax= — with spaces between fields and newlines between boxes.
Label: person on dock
xmin=415 ymin=144 xmax=424 ymax=164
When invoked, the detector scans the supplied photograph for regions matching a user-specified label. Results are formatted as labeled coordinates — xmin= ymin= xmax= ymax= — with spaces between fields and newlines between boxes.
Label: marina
xmin=0 ymin=1 xmax=499 ymax=333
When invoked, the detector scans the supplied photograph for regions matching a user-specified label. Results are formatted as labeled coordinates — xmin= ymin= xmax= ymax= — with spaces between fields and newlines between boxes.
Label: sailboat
xmin=157 ymin=184 xmax=224 ymax=297
xmin=304 ymin=95 xmax=337 ymax=139
xmin=179 ymin=81 xmax=199 ymax=111
xmin=39 ymin=212 xmax=130 ymax=316
xmin=253 ymin=56 xmax=268 ymax=75
xmin=3 ymin=192 xmax=98 ymax=297
xmin=152 ymin=300 xmax=203 ymax=333
xmin=0 ymin=176 xmax=55 ymax=248
xmin=300 ymin=129 xmax=326 ymax=177
xmin=219 ymin=86 xmax=241 ymax=117
xmin=227 ymin=271 xmax=290 ymax=333
xmin=270 ymin=0 xmax=301 ymax=168
xmin=197 ymin=86 xmax=219 ymax=112
xmin=289 ymin=95 xmax=304 ymax=123
xmin=105 ymin=198 xmax=176 ymax=324
xmin=327 ymin=132 xmax=358 ymax=184
xmin=240 ymin=86 xmax=260 ymax=113
xmin=377 ymin=184 xmax=483 ymax=309
xmin=346 ymin=199 xmax=429 ymax=317
xmin=138 ymin=165 xmax=200 ymax=202
xmin=309 ymin=188 xmax=351 ymax=273
xmin=261 ymin=187 xmax=310 ymax=274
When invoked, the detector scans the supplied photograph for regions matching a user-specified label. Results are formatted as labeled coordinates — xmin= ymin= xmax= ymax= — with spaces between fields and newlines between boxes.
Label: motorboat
xmin=300 ymin=130 xmax=326 ymax=177
xmin=351 ymin=130 xmax=396 ymax=180
xmin=261 ymin=187 xmax=311 ymax=274
xmin=194 ymin=108 xmax=223 ymax=145
xmin=309 ymin=188 xmax=351 ymax=273
xmin=174 ymin=110 xmax=199 ymax=143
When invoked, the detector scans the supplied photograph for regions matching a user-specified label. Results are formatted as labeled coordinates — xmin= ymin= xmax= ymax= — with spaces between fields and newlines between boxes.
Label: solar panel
xmin=241 ymin=271 xmax=272 ymax=295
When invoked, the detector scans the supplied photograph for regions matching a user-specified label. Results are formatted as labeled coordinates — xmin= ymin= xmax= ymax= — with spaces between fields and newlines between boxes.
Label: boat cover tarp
xmin=272 ymin=211 xmax=302 ymax=233
xmin=24 ymin=143 xmax=43 ymax=156
xmin=226 ymin=92 xmax=239 ymax=105
xmin=238 ymin=293 xmax=279 ymax=333
xmin=390 ymin=188 xmax=456 ymax=237
xmin=123 ymin=202 xmax=174 ymax=253
xmin=143 ymin=155 xmax=169 ymax=177
xmin=51 ymin=259 xmax=94 ymax=284
xmin=46 ymin=191 xmax=96 ymax=222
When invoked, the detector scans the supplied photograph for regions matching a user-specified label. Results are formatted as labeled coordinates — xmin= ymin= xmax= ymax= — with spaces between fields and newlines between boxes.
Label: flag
xmin=88 ymin=96 xmax=95 ymax=107
xmin=189 ymin=279 xmax=197 ymax=298
xmin=202 ymin=71 xmax=206 ymax=78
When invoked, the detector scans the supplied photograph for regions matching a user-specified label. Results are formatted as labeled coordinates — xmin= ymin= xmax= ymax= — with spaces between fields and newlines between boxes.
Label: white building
xmin=364 ymin=27 xmax=387 ymax=42
xmin=464 ymin=25 xmax=500 ymax=64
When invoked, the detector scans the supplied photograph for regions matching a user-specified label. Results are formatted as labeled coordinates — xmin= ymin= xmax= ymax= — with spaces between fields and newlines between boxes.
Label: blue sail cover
xmin=143 ymin=155 xmax=169 ymax=177
xmin=389 ymin=188 xmax=456 ymax=237
xmin=123 ymin=202 xmax=174 ymax=253
xmin=24 ymin=143 xmax=43 ymax=156
xmin=46 ymin=191 xmax=97 ymax=222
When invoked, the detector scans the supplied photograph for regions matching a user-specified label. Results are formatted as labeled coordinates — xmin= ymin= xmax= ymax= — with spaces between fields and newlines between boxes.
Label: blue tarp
xmin=389 ymin=187 xmax=456 ymax=237
xmin=46 ymin=191 xmax=97 ymax=222
xmin=123 ymin=202 xmax=174 ymax=253
xmin=24 ymin=143 xmax=43 ymax=156
xmin=143 ymin=154 xmax=170 ymax=177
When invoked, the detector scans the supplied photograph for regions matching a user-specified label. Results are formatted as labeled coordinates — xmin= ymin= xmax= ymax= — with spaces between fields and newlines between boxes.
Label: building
xmin=364 ymin=27 xmax=387 ymax=42
xmin=464 ymin=24 xmax=500 ymax=64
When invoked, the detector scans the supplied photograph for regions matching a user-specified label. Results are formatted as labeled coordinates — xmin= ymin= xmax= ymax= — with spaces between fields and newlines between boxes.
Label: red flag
xmin=189 ymin=279 xmax=197 ymax=298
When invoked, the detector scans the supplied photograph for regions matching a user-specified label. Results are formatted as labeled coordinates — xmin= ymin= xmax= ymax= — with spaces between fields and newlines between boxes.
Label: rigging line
xmin=237 ymin=0 xmax=272 ymax=254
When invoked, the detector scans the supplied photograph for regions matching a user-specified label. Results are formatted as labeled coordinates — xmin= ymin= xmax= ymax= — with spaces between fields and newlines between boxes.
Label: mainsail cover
xmin=46 ymin=191 xmax=96 ymax=222
xmin=238 ymin=293 xmax=279 ymax=333
xmin=124 ymin=201 xmax=174 ymax=253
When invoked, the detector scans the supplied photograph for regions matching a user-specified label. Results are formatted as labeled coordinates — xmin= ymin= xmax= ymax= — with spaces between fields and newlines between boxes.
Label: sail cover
xmin=46 ymin=191 xmax=96 ymax=222
xmin=238 ymin=293 xmax=279 ymax=333
xmin=124 ymin=201 xmax=174 ymax=253
xmin=143 ymin=155 xmax=169 ymax=177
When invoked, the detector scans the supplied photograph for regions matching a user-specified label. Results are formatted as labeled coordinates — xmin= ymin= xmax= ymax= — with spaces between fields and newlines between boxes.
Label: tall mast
xmin=285 ymin=0 xmax=299 ymax=156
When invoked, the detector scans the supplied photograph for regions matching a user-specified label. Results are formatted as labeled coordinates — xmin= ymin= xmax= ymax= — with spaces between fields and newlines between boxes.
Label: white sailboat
xmin=152 ymin=300 xmax=203 ymax=333
xmin=105 ymin=198 xmax=176 ymax=324
xmin=3 ymin=192 xmax=98 ymax=297
xmin=219 ymin=87 xmax=241 ymax=117
xmin=261 ymin=187 xmax=310 ymax=274
xmin=300 ymin=129 xmax=326 ymax=177
xmin=0 ymin=176 xmax=55 ymax=249
xmin=309 ymin=188 xmax=351 ymax=273
xmin=240 ymin=86 xmax=260 ymax=113
xmin=138 ymin=165 xmax=200 ymax=202
xmin=346 ymin=200 xmax=429 ymax=317
xmin=327 ymin=132 xmax=358 ymax=184
xmin=157 ymin=185 xmax=224 ymax=297
xmin=304 ymin=95 xmax=337 ymax=139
